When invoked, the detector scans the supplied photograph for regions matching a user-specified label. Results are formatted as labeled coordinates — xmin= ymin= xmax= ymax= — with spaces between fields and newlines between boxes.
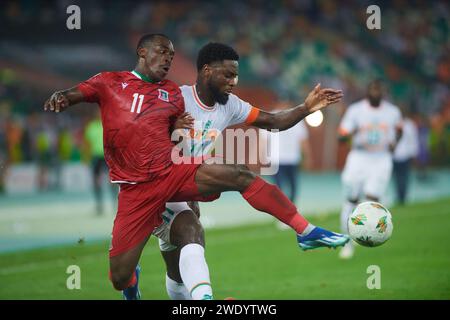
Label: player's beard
xmin=368 ymin=96 xmax=381 ymax=107
xmin=209 ymin=83 xmax=229 ymax=105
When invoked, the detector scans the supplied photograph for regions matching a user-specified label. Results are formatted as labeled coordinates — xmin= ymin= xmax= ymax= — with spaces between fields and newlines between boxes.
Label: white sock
xmin=179 ymin=243 xmax=213 ymax=300
xmin=165 ymin=274 xmax=191 ymax=300
xmin=341 ymin=201 xmax=357 ymax=234
xmin=299 ymin=223 xmax=316 ymax=236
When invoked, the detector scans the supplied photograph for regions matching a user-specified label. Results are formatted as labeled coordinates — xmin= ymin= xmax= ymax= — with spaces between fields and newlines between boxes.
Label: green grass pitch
xmin=1 ymin=197 xmax=449 ymax=300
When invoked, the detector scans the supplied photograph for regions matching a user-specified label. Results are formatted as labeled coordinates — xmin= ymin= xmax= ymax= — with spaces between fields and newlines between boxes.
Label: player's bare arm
xmin=44 ymin=86 xmax=85 ymax=113
xmin=252 ymin=84 xmax=343 ymax=131
xmin=338 ymin=120 xmax=357 ymax=143
xmin=389 ymin=124 xmax=404 ymax=152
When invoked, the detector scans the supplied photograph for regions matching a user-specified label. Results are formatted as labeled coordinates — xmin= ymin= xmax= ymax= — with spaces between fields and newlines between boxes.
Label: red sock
xmin=241 ymin=176 xmax=309 ymax=233
xmin=126 ymin=272 xmax=137 ymax=288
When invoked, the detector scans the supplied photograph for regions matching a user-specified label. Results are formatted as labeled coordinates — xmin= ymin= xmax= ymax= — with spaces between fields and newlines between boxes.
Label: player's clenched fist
xmin=44 ymin=91 xmax=70 ymax=113
xmin=44 ymin=87 xmax=84 ymax=113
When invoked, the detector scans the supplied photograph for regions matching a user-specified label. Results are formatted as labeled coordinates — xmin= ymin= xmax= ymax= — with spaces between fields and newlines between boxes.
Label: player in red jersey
xmin=44 ymin=34 xmax=348 ymax=300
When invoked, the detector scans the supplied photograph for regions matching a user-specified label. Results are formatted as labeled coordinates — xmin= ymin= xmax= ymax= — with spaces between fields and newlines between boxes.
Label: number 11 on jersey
xmin=131 ymin=93 xmax=144 ymax=113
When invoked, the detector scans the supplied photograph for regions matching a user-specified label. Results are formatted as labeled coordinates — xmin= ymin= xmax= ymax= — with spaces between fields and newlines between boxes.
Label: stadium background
xmin=0 ymin=0 xmax=449 ymax=299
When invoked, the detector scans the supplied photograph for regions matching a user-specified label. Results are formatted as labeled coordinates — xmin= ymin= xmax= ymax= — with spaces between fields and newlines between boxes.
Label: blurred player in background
xmin=84 ymin=110 xmax=118 ymax=215
xmin=338 ymin=79 xmax=402 ymax=259
xmin=160 ymin=43 xmax=339 ymax=300
xmin=416 ymin=114 xmax=432 ymax=181
xmin=35 ymin=121 xmax=60 ymax=191
xmin=263 ymin=105 xmax=311 ymax=204
xmin=259 ymin=104 xmax=311 ymax=230
xmin=0 ymin=114 xmax=7 ymax=193
xmin=44 ymin=35 xmax=348 ymax=300
xmin=272 ymin=120 xmax=310 ymax=203
xmin=271 ymin=119 xmax=310 ymax=230
xmin=393 ymin=108 xmax=419 ymax=205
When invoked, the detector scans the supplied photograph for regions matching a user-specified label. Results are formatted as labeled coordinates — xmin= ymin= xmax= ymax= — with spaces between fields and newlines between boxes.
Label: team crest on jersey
xmin=158 ymin=89 xmax=169 ymax=102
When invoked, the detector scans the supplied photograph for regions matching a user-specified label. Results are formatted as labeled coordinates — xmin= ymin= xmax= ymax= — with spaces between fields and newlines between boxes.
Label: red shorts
xmin=109 ymin=162 xmax=219 ymax=257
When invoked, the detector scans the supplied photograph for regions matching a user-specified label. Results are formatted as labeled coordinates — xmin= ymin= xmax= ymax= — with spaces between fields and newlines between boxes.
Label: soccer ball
xmin=347 ymin=201 xmax=393 ymax=247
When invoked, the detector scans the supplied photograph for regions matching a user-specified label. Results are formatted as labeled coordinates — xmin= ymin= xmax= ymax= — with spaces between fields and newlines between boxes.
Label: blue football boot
xmin=297 ymin=226 xmax=350 ymax=251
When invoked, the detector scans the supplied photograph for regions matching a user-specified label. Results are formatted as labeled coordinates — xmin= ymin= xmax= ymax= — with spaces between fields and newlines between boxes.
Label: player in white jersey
xmin=338 ymin=80 xmax=403 ymax=259
xmin=155 ymin=42 xmax=345 ymax=300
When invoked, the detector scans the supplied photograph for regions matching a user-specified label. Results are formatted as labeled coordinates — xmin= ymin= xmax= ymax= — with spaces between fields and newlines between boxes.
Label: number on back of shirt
xmin=131 ymin=93 xmax=144 ymax=113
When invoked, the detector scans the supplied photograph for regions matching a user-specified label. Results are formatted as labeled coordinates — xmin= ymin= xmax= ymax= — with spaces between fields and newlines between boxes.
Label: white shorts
xmin=152 ymin=202 xmax=192 ymax=252
xmin=341 ymin=150 xmax=393 ymax=200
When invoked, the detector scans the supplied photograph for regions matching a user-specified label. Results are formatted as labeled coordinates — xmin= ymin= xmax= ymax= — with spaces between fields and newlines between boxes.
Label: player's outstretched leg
xmin=109 ymin=236 xmax=149 ymax=300
xmin=160 ymin=209 xmax=213 ymax=300
xmin=194 ymin=164 xmax=349 ymax=251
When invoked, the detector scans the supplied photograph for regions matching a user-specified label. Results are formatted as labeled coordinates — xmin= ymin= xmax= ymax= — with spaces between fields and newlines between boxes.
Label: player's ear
xmin=137 ymin=47 xmax=148 ymax=59
xmin=202 ymin=64 xmax=212 ymax=77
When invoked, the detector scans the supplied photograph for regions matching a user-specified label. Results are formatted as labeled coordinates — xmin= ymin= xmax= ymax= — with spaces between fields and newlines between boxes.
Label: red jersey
xmin=77 ymin=71 xmax=184 ymax=183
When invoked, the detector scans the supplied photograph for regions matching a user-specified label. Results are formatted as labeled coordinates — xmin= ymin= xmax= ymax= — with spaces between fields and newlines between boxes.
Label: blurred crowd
xmin=2 ymin=0 xmax=448 ymax=100
xmin=1 ymin=0 xmax=449 ymax=192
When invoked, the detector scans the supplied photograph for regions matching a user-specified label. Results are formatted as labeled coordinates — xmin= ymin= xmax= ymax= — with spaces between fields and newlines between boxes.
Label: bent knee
xmin=179 ymin=222 xmax=205 ymax=246
xmin=235 ymin=164 xmax=250 ymax=171
xmin=233 ymin=165 xmax=255 ymax=188
xmin=110 ymin=270 xmax=134 ymax=291
xmin=170 ymin=211 xmax=205 ymax=247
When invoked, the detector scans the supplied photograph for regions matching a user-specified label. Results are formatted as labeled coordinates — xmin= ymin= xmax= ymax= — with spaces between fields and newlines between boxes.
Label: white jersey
xmin=339 ymin=99 xmax=402 ymax=154
xmin=159 ymin=85 xmax=261 ymax=251
xmin=179 ymin=85 xmax=259 ymax=156
xmin=394 ymin=118 xmax=419 ymax=162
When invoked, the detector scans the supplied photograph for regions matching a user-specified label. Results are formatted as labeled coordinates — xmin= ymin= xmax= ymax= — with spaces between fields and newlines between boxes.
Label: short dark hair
xmin=136 ymin=33 xmax=170 ymax=54
xmin=196 ymin=42 xmax=239 ymax=71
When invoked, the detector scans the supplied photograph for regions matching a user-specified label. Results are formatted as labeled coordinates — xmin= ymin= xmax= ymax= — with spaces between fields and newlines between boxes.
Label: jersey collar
xmin=131 ymin=70 xmax=158 ymax=83
xmin=365 ymin=98 xmax=385 ymax=110
xmin=192 ymin=85 xmax=216 ymax=111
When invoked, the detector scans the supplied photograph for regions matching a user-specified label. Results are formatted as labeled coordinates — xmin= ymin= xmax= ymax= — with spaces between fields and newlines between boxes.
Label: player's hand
xmin=388 ymin=142 xmax=397 ymax=153
xmin=174 ymin=112 xmax=195 ymax=129
xmin=304 ymin=84 xmax=343 ymax=114
xmin=44 ymin=91 xmax=70 ymax=113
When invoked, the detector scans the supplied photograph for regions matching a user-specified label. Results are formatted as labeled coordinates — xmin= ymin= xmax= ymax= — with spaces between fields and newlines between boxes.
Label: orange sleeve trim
xmin=245 ymin=107 xmax=260 ymax=125
xmin=338 ymin=127 xmax=349 ymax=136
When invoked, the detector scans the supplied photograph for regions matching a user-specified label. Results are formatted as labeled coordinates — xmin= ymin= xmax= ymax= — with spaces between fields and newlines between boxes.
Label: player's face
xmin=367 ymin=82 xmax=383 ymax=107
xmin=207 ymin=60 xmax=239 ymax=105
xmin=144 ymin=37 xmax=175 ymax=82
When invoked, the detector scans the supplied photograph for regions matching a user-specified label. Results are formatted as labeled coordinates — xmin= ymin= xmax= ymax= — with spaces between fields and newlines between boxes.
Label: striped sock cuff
xmin=190 ymin=282 xmax=212 ymax=296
